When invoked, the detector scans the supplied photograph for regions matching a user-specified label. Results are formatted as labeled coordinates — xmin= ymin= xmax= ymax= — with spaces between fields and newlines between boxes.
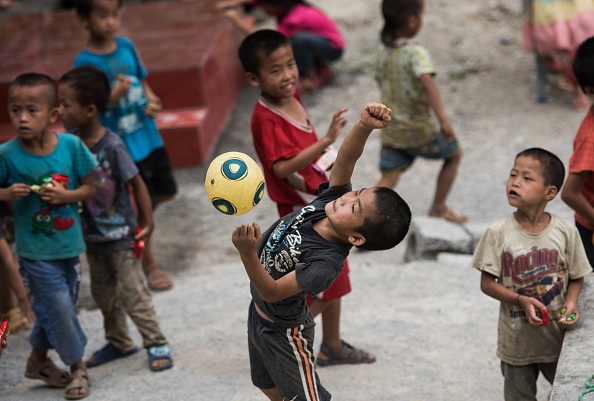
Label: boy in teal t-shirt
xmin=0 ymin=73 xmax=97 ymax=399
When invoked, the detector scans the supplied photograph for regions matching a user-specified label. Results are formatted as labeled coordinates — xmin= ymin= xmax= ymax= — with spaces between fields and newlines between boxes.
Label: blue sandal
xmin=86 ymin=343 xmax=140 ymax=368
xmin=148 ymin=344 xmax=173 ymax=372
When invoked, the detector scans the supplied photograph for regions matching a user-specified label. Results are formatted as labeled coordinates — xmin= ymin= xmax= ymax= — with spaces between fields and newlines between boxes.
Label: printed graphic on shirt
xmin=501 ymin=244 xmax=566 ymax=318
xmin=261 ymin=205 xmax=315 ymax=275
xmin=104 ymin=75 xmax=147 ymax=137
xmin=23 ymin=173 xmax=76 ymax=235
xmin=84 ymin=150 xmax=130 ymax=241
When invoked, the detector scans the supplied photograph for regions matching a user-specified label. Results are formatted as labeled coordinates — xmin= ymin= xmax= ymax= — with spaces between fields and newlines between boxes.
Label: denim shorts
xmin=380 ymin=134 xmax=460 ymax=173
xmin=19 ymin=256 xmax=87 ymax=365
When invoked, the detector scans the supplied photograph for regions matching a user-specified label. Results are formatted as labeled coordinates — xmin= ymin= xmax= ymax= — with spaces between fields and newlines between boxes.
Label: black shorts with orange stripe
xmin=247 ymin=301 xmax=331 ymax=401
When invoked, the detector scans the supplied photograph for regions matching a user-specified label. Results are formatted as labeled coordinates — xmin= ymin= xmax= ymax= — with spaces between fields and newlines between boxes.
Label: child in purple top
xmin=219 ymin=0 xmax=345 ymax=90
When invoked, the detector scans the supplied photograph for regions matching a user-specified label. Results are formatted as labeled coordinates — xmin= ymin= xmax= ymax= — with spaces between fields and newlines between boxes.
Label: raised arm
xmin=272 ymin=107 xmax=348 ymax=179
xmin=329 ymin=102 xmax=391 ymax=187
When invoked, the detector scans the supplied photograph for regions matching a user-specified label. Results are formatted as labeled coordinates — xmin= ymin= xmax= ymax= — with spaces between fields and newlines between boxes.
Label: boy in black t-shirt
xmin=232 ymin=103 xmax=411 ymax=401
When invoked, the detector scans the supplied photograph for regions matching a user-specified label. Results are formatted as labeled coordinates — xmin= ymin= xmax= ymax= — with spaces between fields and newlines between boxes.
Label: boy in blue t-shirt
xmin=58 ymin=65 xmax=173 ymax=372
xmin=73 ymin=0 xmax=177 ymax=291
xmin=0 ymin=73 xmax=97 ymax=400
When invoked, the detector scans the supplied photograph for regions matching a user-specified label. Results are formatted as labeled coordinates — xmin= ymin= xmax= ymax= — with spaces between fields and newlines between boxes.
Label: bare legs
xmin=376 ymin=148 xmax=465 ymax=223
xmin=428 ymin=148 xmax=463 ymax=216
xmin=309 ymin=297 xmax=375 ymax=363
xmin=309 ymin=298 xmax=342 ymax=354
xmin=141 ymin=194 xmax=174 ymax=291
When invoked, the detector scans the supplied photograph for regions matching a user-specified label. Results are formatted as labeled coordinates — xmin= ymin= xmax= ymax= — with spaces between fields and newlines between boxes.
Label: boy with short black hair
xmin=238 ymin=29 xmax=379 ymax=367
xmin=73 ymin=0 xmax=176 ymax=291
xmin=561 ymin=36 xmax=594 ymax=271
xmin=58 ymin=65 xmax=173 ymax=372
xmin=232 ymin=102 xmax=411 ymax=401
xmin=1 ymin=72 xmax=98 ymax=400
xmin=473 ymin=147 xmax=591 ymax=401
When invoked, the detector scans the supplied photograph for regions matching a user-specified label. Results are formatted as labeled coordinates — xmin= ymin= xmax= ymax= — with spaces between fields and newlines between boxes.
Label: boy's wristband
xmin=516 ymin=294 xmax=522 ymax=307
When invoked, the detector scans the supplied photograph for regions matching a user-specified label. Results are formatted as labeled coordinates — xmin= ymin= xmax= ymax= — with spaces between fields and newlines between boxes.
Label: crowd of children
xmin=0 ymin=0 xmax=177 ymax=399
xmin=0 ymin=0 xmax=593 ymax=400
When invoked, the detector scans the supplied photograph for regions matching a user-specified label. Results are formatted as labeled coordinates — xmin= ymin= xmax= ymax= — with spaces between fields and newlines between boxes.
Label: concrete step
xmin=0 ymin=0 xmax=245 ymax=166
xmin=404 ymin=216 xmax=488 ymax=261
xmin=0 ymin=106 xmax=212 ymax=167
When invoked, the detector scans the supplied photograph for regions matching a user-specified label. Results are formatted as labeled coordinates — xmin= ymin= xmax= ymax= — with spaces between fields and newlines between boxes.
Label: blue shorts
xmin=380 ymin=134 xmax=460 ymax=173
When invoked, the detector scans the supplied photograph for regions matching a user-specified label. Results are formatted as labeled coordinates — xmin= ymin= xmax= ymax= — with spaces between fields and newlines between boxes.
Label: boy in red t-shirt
xmin=561 ymin=36 xmax=594 ymax=271
xmin=237 ymin=29 xmax=376 ymax=366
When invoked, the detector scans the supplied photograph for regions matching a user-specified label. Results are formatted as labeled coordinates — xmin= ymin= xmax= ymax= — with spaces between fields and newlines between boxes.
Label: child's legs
xmin=307 ymin=260 xmax=350 ymax=350
xmin=575 ymin=222 xmax=594 ymax=271
xmin=86 ymin=251 xmax=136 ymax=352
xmin=135 ymin=148 xmax=177 ymax=279
xmin=247 ymin=302 xmax=331 ymax=401
xmin=502 ymin=361 xmax=557 ymax=401
xmin=432 ymin=148 xmax=463 ymax=211
xmin=19 ymin=257 xmax=87 ymax=366
xmin=110 ymin=250 xmax=167 ymax=348
xmin=291 ymin=31 xmax=342 ymax=77
xmin=0 ymin=261 xmax=14 ymax=313
xmin=135 ymin=147 xmax=177 ymax=210
xmin=376 ymin=145 xmax=414 ymax=188
xmin=0 ymin=235 xmax=20 ymax=315
xmin=377 ymin=170 xmax=402 ymax=189
xmin=407 ymin=136 xmax=462 ymax=212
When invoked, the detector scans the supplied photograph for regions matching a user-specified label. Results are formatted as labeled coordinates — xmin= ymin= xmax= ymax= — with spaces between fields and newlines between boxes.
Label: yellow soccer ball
xmin=204 ymin=151 xmax=265 ymax=216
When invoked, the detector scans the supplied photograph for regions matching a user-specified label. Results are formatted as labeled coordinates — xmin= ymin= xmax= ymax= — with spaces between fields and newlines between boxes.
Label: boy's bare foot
xmin=429 ymin=206 xmax=468 ymax=225
xmin=144 ymin=264 xmax=173 ymax=291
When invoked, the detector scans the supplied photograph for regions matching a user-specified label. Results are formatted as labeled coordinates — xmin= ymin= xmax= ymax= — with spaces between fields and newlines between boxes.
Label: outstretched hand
xmin=324 ymin=107 xmax=349 ymax=143
xmin=359 ymin=103 xmax=391 ymax=130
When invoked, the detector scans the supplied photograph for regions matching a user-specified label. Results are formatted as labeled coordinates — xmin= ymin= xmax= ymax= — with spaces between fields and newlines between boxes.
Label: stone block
xmin=404 ymin=216 xmax=474 ymax=262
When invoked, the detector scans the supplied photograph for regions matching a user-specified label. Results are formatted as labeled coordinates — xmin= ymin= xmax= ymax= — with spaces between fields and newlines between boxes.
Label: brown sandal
xmin=24 ymin=357 xmax=71 ymax=388
xmin=65 ymin=369 xmax=90 ymax=400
